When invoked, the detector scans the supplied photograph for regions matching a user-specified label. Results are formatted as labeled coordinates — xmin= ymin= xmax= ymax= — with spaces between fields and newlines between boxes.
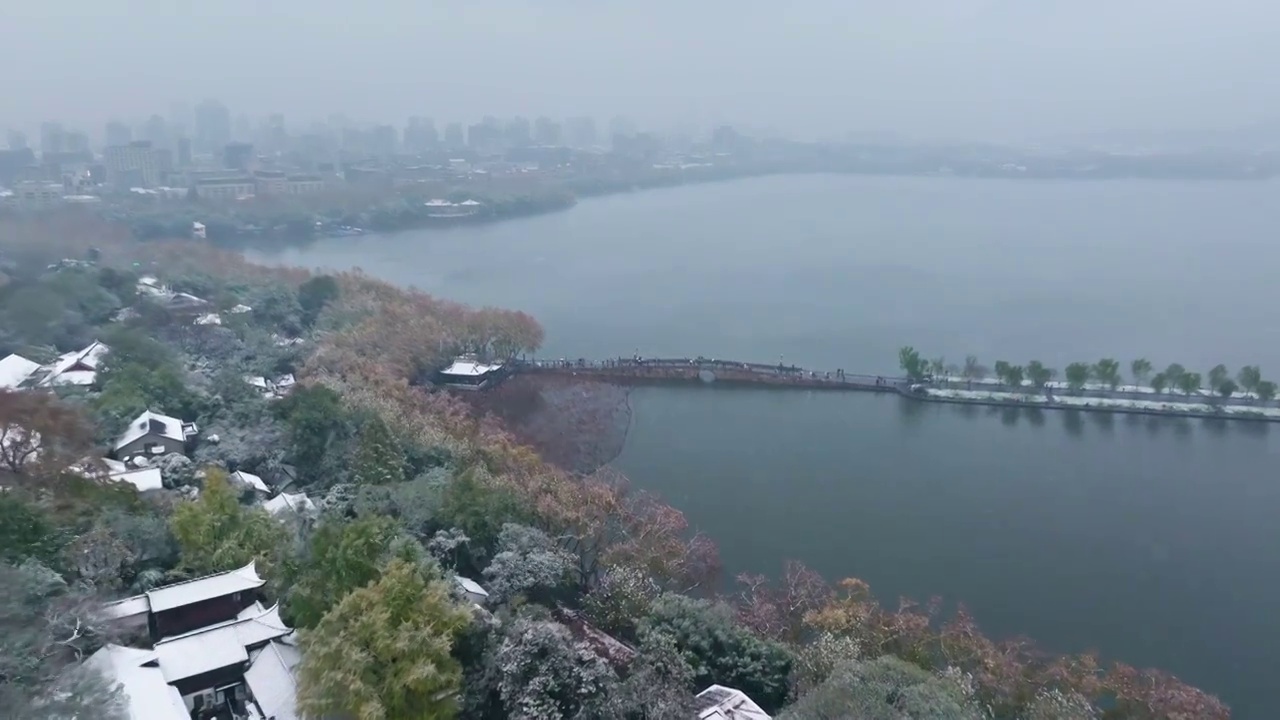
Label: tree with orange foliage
xmin=512 ymin=466 xmax=719 ymax=593
xmin=0 ymin=390 xmax=95 ymax=477
xmin=794 ymin=574 xmax=1230 ymax=719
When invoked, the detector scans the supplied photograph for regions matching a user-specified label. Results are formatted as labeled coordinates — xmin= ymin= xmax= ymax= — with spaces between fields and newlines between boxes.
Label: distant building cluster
xmin=1 ymin=101 xmax=753 ymax=212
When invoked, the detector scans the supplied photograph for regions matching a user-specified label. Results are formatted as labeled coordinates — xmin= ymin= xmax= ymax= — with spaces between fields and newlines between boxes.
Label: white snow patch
xmin=923 ymin=388 xmax=1280 ymax=417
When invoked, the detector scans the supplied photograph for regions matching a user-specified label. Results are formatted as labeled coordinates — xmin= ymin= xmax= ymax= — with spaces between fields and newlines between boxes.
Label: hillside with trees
xmin=0 ymin=212 xmax=1230 ymax=718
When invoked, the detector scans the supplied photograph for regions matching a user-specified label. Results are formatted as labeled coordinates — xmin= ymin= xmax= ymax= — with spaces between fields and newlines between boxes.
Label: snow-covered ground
xmin=923 ymin=388 xmax=1280 ymax=418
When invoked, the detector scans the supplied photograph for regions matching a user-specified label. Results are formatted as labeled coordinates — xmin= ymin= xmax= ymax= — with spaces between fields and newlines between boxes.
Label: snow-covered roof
xmin=100 ymin=457 xmax=129 ymax=473
xmin=237 ymin=601 xmax=267 ymax=619
xmin=104 ymin=594 xmax=151 ymax=620
xmin=697 ymin=685 xmax=771 ymax=720
xmin=193 ymin=312 xmax=222 ymax=325
xmin=424 ymin=198 xmax=454 ymax=206
xmin=86 ymin=645 xmax=189 ymax=720
xmin=113 ymin=467 xmax=164 ymax=492
xmin=233 ymin=470 xmax=270 ymax=494
xmin=275 ymin=373 xmax=296 ymax=388
xmin=459 ymin=199 xmax=482 ymax=206
xmin=38 ymin=341 xmax=108 ymax=387
xmin=228 ymin=303 xmax=253 ymax=314
xmin=67 ymin=457 xmax=162 ymax=492
xmin=144 ymin=561 xmax=265 ymax=613
xmin=152 ymin=603 xmax=292 ymax=682
xmin=156 ymin=626 xmax=249 ymax=682
xmin=441 ymin=358 xmax=503 ymax=377
xmin=244 ymin=375 xmax=270 ymax=390
xmin=455 ymin=576 xmax=489 ymax=598
xmin=0 ymin=353 xmax=39 ymax=389
xmin=169 ymin=292 xmax=208 ymax=305
xmin=245 ymin=640 xmax=302 ymax=720
xmin=113 ymin=410 xmax=192 ymax=451
xmin=264 ymin=492 xmax=316 ymax=516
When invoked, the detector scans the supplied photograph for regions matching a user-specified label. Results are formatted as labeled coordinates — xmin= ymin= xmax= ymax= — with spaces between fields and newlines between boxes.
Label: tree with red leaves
xmin=0 ymin=390 xmax=95 ymax=477
xmin=1105 ymin=663 xmax=1230 ymax=720
xmin=736 ymin=561 xmax=833 ymax=645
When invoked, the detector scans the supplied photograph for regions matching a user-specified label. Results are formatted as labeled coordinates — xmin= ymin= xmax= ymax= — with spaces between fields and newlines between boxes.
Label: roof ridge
xmin=142 ymin=560 xmax=260 ymax=598
xmin=155 ymin=600 xmax=283 ymax=644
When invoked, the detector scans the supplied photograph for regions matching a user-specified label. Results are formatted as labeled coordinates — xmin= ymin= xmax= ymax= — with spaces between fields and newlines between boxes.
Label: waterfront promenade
xmin=515 ymin=356 xmax=1280 ymax=423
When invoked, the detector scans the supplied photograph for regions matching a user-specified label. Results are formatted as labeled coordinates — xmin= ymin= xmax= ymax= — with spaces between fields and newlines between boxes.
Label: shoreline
xmin=913 ymin=390 xmax=1278 ymax=423
xmin=518 ymin=359 xmax=1280 ymax=424
xmin=183 ymin=168 xmax=1279 ymax=249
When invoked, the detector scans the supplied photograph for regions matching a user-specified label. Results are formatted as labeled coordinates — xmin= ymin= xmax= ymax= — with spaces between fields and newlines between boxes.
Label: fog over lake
xmin=253 ymin=174 xmax=1280 ymax=717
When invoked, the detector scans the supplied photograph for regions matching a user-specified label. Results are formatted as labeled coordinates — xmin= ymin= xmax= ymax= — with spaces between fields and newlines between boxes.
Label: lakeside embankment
xmin=521 ymin=357 xmax=1280 ymax=424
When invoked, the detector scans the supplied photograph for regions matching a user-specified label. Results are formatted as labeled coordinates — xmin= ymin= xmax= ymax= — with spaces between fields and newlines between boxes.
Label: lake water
xmin=254 ymin=175 xmax=1280 ymax=717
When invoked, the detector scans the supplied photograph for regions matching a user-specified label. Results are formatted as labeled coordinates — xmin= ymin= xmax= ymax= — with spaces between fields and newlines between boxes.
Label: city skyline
xmin=3 ymin=1 xmax=1278 ymax=144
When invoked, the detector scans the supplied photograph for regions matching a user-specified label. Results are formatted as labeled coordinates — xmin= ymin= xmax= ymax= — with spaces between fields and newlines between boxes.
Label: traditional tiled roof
xmin=441 ymin=357 xmax=503 ymax=376
xmin=0 ymin=353 xmax=39 ymax=388
xmin=264 ymin=492 xmax=316 ymax=516
xmin=86 ymin=645 xmax=190 ymax=720
xmin=38 ymin=340 xmax=108 ymax=387
xmin=245 ymin=638 xmax=303 ymax=720
xmin=145 ymin=561 xmax=264 ymax=612
xmin=697 ymin=685 xmax=772 ymax=720
xmin=232 ymin=470 xmax=270 ymax=493
xmin=152 ymin=603 xmax=291 ymax=682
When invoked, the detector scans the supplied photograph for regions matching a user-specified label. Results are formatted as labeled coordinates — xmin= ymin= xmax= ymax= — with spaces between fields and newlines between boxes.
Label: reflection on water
xmin=924 ymin=400 xmax=1273 ymax=438
xmin=254 ymin=175 xmax=1280 ymax=717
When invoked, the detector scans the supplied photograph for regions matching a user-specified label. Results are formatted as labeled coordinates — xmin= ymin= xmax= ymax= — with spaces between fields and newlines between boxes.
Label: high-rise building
xmin=262 ymin=114 xmax=287 ymax=152
xmin=103 ymin=140 xmax=162 ymax=187
xmin=533 ymin=116 xmax=562 ymax=146
xmin=443 ymin=122 xmax=464 ymax=149
xmin=467 ymin=121 xmax=502 ymax=151
xmin=105 ymin=121 xmax=132 ymax=148
xmin=0 ymin=146 xmax=36 ymax=186
xmin=6 ymin=130 xmax=28 ymax=150
xmin=194 ymin=99 xmax=231 ymax=153
xmin=341 ymin=127 xmax=363 ymax=153
xmin=505 ymin=116 xmax=531 ymax=147
xmin=142 ymin=115 xmax=169 ymax=146
xmin=176 ymin=137 xmax=192 ymax=168
xmin=40 ymin=122 xmax=66 ymax=156
xmin=565 ymin=116 xmax=597 ymax=148
xmin=167 ymin=101 xmax=192 ymax=137
xmin=65 ymin=131 xmax=91 ymax=155
xmin=233 ymin=114 xmax=252 ymax=142
xmin=608 ymin=115 xmax=636 ymax=140
xmin=369 ymin=125 xmax=398 ymax=156
xmin=404 ymin=117 xmax=438 ymax=153
xmin=223 ymin=142 xmax=254 ymax=171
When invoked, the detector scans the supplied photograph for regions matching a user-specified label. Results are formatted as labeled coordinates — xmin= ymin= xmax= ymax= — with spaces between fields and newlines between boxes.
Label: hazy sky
xmin=3 ymin=0 xmax=1276 ymax=141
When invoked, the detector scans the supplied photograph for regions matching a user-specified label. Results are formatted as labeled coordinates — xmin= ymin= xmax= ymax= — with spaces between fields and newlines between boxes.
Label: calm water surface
xmin=254 ymin=175 xmax=1280 ymax=717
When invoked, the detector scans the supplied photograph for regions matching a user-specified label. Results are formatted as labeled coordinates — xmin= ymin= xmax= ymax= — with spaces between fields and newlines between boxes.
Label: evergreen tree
xmin=297 ymin=559 xmax=470 ymax=719
xmin=170 ymin=469 xmax=287 ymax=576
xmin=353 ymin=415 xmax=405 ymax=486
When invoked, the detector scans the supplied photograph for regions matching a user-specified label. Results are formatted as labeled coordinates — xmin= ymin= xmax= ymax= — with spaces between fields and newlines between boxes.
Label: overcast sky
xmin=3 ymin=0 xmax=1276 ymax=141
